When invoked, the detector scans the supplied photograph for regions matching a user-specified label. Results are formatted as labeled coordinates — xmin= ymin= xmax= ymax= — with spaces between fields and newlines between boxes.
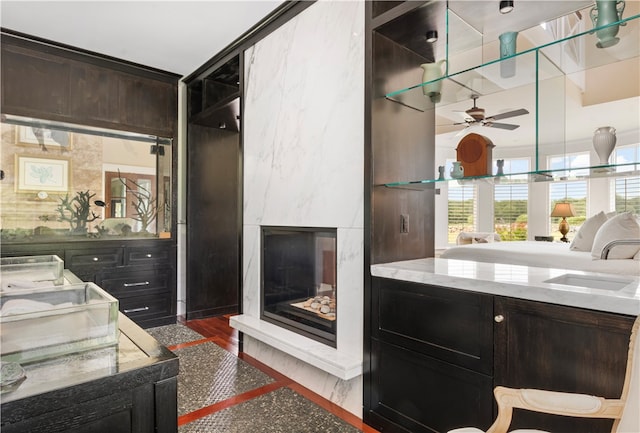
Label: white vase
xmin=592 ymin=126 xmax=617 ymax=165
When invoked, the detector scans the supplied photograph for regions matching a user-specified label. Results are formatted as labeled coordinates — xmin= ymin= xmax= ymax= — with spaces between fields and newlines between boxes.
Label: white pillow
xmin=570 ymin=211 xmax=607 ymax=252
xmin=591 ymin=212 xmax=640 ymax=259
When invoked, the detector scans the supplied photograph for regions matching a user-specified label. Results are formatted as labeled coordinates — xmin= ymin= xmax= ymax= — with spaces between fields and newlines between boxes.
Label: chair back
xmin=615 ymin=315 xmax=640 ymax=432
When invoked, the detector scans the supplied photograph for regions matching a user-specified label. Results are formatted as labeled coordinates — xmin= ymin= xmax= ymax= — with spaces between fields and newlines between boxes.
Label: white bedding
xmin=440 ymin=241 xmax=640 ymax=276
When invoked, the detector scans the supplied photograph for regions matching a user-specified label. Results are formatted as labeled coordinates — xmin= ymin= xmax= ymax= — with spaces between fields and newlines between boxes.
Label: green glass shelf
xmin=382 ymin=162 xmax=640 ymax=190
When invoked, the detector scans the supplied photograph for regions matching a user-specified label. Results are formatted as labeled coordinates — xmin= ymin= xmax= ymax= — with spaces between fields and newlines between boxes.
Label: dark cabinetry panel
xmin=373 ymin=278 xmax=493 ymax=374
xmin=186 ymin=123 xmax=240 ymax=319
xmin=1 ymin=47 xmax=70 ymax=116
xmin=371 ymin=339 xmax=493 ymax=433
xmin=494 ymin=296 xmax=635 ymax=433
xmin=370 ymin=278 xmax=494 ymax=433
xmin=367 ymin=277 xmax=635 ymax=433
xmin=1 ymin=34 xmax=178 ymax=137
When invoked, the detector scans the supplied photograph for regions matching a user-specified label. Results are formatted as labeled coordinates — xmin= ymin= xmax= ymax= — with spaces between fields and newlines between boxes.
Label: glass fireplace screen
xmin=261 ymin=226 xmax=337 ymax=347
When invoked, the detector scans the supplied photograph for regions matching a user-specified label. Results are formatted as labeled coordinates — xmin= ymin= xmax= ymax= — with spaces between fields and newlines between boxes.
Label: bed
xmin=440 ymin=241 xmax=640 ymax=276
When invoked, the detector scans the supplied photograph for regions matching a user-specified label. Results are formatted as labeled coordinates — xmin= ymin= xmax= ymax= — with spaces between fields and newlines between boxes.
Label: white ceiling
xmin=0 ymin=0 xmax=284 ymax=76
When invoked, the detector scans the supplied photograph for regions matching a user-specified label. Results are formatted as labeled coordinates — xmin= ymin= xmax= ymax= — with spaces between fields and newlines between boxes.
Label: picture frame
xmin=17 ymin=125 xmax=72 ymax=150
xmin=15 ymin=155 xmax=71 ymax=193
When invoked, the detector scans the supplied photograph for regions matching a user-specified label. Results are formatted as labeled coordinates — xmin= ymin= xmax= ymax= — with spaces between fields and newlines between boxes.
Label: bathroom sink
xmin=544 ymin=273 xmax=635 ymax=291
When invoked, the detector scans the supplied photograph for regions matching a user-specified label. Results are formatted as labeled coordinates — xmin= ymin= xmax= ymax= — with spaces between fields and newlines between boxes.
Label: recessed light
xmin=425 ymin=30 xmax=438 ymax=43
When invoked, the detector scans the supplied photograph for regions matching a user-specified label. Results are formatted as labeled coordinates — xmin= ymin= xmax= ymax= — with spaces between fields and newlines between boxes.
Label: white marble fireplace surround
xmin=229 ymin=0 xmax=365 ymax=417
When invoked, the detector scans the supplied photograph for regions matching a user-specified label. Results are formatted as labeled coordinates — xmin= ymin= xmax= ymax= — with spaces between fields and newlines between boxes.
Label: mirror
xmin=0 ymin=115 xmax=172 ymax=242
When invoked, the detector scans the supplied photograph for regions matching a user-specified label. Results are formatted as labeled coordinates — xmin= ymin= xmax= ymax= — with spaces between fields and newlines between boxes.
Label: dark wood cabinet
xmin=367 ymin=277 xmax=635 ymax=433
xmin=1 ymin=32 xmax=178 ymax=137
xmin=369 ymin=277 xmax=494 ymax=433
xmin=493 ymin=296 xmax=634 ymax=433
xmin=185 ymin=55 xmax=242 ymax=320
xmin=1 ymin=240 xmax=176 ymax=328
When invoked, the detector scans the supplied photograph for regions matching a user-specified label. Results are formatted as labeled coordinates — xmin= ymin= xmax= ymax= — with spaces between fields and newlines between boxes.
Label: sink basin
xmin=1 ymin=282 xmax=119 ymax=363
xmin=544 ymin=273 xmax=635 ymax=291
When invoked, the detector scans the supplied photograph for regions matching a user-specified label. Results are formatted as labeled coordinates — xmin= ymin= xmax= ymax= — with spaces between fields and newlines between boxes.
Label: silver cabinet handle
xmin=124 ymin=306 xmax=150 ymax=313
xmin=145 ymin=253 xmax=152 ymax=258
xmin=92 ymin=257 xmax=99 ymax=262
xmin=494 ymin=314 xmax=505 ymax=323
xmin=123 ymin=281 xmax=150 ymax=287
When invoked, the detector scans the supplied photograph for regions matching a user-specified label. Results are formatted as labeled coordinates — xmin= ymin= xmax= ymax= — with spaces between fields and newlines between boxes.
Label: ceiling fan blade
xmin=487 ymin=108 xmax=529 ymax=121
xmin=484 ymin=122 xmax=520 ymax=130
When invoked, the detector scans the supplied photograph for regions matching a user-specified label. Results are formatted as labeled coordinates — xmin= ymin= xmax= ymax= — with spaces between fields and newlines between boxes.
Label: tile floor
xmin=146 ymin=322 xmax=376 ymax=433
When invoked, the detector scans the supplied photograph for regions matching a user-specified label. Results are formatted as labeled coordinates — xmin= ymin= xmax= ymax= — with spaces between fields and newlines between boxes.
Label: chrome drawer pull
xmin=145 ymin=253 xmax=152 ymax=258
xmin=123 ymin=281 xmax=150 ymax=287
xmin=124 ymin=306 xmax=150 ymax=313
xmin=92 ymin=257 xmax=99 ymax=262
xmin=494 ymin=314 xmax=505 ymax=323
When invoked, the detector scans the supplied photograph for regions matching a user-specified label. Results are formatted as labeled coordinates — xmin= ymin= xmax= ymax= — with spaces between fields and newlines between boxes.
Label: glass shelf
xmin=381 ymin=3 xmax=639 ymax=188
xmin=386 ymin=13 xmax=640 ymax=105
xmin=382 ymin=162 xmax=640 ymax=190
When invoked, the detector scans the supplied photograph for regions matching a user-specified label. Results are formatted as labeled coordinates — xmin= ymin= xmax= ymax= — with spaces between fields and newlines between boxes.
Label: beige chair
xmin=449 ymin=315 xmax=640 ymax=433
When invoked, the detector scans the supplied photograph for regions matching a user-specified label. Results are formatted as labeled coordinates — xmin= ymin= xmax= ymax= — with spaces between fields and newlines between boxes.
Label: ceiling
xmin=0 ymin=1 xmax=284 ymax=77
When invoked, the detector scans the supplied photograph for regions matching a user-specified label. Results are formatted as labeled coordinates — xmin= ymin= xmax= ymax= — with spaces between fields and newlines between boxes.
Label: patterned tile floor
xmin=146 ymin=323 xmax=373 ymax=433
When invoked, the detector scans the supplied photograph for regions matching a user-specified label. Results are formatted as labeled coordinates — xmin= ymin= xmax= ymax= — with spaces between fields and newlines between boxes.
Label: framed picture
xmin=18 ymin=125 xmax=72 ymax=149
xmin=15 ymin=155 xmax=71 ymax=193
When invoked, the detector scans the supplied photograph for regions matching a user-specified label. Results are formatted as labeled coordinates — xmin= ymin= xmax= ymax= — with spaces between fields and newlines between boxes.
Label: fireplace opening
xmin=261 ymin=226 xmax=337 ymax=347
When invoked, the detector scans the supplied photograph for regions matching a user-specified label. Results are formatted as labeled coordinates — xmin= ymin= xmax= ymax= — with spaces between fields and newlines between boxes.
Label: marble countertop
xmin=371 ymin=258 xmax=640 ymax=316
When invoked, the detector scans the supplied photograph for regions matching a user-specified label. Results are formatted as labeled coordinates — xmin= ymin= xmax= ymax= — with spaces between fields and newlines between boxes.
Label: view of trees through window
xmin=494 ymin=159 xmax=529 ymax=241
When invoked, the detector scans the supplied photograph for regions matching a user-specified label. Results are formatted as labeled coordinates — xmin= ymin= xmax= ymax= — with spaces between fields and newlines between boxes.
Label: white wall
xmin=239 ymin=0 xmax=365 ymax=416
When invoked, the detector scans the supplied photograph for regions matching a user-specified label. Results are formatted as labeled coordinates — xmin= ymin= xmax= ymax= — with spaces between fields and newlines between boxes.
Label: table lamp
xmin=550 ymin=202 xmax=576 ymax=243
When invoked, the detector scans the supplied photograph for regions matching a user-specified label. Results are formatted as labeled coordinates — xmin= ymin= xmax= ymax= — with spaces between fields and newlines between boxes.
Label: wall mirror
xmin=1 ymin=115 xmax=172 ymax=243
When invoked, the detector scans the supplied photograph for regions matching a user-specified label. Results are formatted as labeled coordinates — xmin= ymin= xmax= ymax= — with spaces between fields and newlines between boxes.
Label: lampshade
xmin=550 ymin=202 xmax=576 ymax=218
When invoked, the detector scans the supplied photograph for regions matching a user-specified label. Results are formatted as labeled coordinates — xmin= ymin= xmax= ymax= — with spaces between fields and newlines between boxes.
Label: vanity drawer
xmin=98 ymin=268 xmax=170 ymax=298
xmin=65 ymin=248 xmax=124 ymax=281
xmin=125 ymin=245 xmax=171 ymax=265
xmin=119 ymin=294 xmax=172 ymax=321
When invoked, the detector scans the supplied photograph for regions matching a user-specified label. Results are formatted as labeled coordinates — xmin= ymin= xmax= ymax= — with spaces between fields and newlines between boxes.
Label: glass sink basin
xmin=544 ymin=274 xmax=635 ymax=291
xmin=1 ymin=255 xmax=65 ymax=289
xmin=0 ymin=282 xmax=119 ymax=364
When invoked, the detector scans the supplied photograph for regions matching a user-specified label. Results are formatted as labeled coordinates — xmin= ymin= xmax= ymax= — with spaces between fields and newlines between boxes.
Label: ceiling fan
xmin=450 ymin=95 xmax=529 ymax=131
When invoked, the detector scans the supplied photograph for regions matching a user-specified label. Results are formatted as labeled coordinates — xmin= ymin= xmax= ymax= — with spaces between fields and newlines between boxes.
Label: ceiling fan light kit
xmin=451 ymin=95 xmax=529 ymax=132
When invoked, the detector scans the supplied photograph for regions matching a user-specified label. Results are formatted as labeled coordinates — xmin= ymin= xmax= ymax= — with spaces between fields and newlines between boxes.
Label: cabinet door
xmin=494 ymin=296 xmax=635 ymax=433
xmin=1 ymin=45 xmax=71 ymax=118
xmin=369 ymin=278 xmax=494 ymax=432
xmin=371 ymin=339 xmax=493 ymax=433
xmin=372 ymin=277 xmax=494 ymax=374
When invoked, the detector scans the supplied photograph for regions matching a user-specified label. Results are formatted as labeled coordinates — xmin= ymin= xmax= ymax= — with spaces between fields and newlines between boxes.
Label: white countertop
xmin=371 ymin=258 xmax=640 ymax=316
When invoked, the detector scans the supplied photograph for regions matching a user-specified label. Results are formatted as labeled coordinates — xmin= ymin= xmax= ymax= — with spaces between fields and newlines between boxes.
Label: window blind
xmin=494 ymin=183 xmax=528 ymax=241
xmin=448 ymin=182 xmax=476 ymax=244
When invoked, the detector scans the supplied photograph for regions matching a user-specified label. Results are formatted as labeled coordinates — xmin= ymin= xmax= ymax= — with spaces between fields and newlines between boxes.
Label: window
xmin=614 ymin=177 xmax=640 ymax=214
xmin=549 ymin=181 xmax=587 ymax=242
xmin=611 ymin=144 xmax=640 ymax=214
xmin=494 ymin=159 xmax=529 ymax=241
xmin=448 ymin=175 xmax=476 ymax=243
